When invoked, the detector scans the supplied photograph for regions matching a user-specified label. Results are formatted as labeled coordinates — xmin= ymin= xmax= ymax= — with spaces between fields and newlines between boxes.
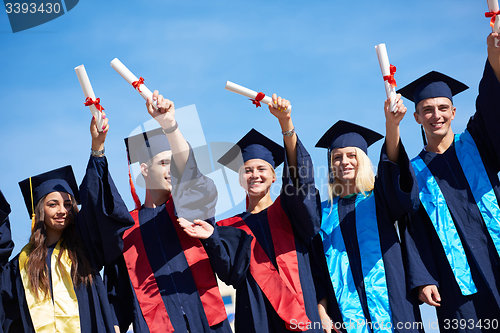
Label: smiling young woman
xmin=311 ymin=96 xmax=425 ymax=333
xmin=180 ymin=94 xmax=324 ymax=332
xmin=0 ymin=113 xmax=134 ymax=333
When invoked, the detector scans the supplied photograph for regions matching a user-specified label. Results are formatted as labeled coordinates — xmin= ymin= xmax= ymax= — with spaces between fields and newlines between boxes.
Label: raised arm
xmin=77 ymin=114 xmax=134 ymax=269
xmin=384 ymin=93 xmax=407 ymax=164
xmin=487 ymin=32 xmax=500 ymax=82
xmin=147 ymin=91 xmax=189 ymax=177
xmin=268 ymin=94 xmax=297 ymax=182
xmin=0 ymin=190 xmax=14 ymax=265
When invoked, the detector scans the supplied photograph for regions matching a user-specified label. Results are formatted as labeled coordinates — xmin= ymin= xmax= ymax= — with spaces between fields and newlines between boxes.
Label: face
xmin=239 ymin=159 xmax=276 ymax=198
xmin=43 ymin=191 xmax=73 ymax=233
xmin=142 ymin=150 xmax=172 ymax=192
xmin=330 ymin=147 xmax=358 ymax=184
xmin=414 ymin=97 xmax=456 ymax=140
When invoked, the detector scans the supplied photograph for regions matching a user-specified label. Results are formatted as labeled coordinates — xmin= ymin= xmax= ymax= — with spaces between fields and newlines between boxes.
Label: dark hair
xmin=27 ymin=193 xmax=94 ymax=299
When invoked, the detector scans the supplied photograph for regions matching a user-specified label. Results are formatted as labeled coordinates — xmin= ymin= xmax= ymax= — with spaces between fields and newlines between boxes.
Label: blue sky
xmin=0 ymin=0 xmax=494 ymax=330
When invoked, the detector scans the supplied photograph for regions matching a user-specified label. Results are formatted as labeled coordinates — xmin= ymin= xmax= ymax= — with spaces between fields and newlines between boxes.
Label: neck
xmin=424 ymin=129 xmax=454 ymax=153
xmin=339 ymin=180 xmax=357 ymax=198
xmin=144 ymin=188 xmax=171 ymax=208
xmin=45 ymin=230 xmax=62 ymax=246
xmin=247 ymin=192 xmax=273 ymax=214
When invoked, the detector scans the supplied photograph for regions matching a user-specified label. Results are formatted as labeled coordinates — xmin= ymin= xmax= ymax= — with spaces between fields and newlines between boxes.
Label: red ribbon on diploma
xmin=485 ymin=11 xmax=500 ymax=28
xmin=132 ymin=77 xmax=145 ymax=92
xmin=250 ymin=92 xmax=266 ymax=108
xmin=84 ymin=97 xmax=105 ymax=111
xmin=383 ymin=65 xmax=397 ymax=88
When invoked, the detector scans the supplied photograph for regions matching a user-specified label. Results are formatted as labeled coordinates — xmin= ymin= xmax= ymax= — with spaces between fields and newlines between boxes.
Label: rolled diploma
xmin=225 ymin=81 xmax=291 ymax=112
xmin=488 ymin=0 xmax=500 ymax=46
xmin=74 ymin=65 xmax=104 ymax=132
xmin=375 ymin=43 xmax=397 ymax=113
xmin=110 ymin=58 xmax=158 ymax=109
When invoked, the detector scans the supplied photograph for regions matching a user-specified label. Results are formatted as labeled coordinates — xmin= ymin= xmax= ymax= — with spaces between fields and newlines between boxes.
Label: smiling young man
xmin=104 ymin=91 xmax=231 ymax=333
xmin=398 ymin=32 xmax=500 ymax=331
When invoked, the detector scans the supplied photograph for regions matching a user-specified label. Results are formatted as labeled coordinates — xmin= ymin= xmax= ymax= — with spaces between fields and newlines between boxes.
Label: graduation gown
xmin=104 ymin=150 xmax=232 ymax=333
xmin=311 ymin=143 xmax=423 ymax=333
xmin=0 ymin=156 xmax=135 ymax=333
xmin=404 ymin=60 xmax=500 ymax=331
xmin=202 ymin=136 xmax=323 ymax=333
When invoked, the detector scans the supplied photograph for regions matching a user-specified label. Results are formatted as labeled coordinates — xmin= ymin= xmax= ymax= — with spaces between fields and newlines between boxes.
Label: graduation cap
xmin=397 ymin=71 xmax=468 ymax=107
xmin=315 ymin=120 xmax=383 ymax=154
xmin=217 ymin=128 xmax=284 ymax=173
xmin=18 ymin=165 xmax=79 ymax=230
xmin=125 ymin=127 xmax=171 ymax=165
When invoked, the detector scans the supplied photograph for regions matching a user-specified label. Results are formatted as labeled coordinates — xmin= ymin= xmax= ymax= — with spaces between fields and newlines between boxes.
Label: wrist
xmin=162 ymin=121 xmax=178 ymax=134
xmin=91 ymin=147 xmax=105 ymax=157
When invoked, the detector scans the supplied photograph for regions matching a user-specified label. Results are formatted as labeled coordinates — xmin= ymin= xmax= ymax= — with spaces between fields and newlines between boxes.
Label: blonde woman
xmin=312 ymin=97 xmax=424 ymax=333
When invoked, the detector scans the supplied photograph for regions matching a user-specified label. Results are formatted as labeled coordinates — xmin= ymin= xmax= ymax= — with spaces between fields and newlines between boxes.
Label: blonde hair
xmin=327 ymin=147 xmax=375 ymax=201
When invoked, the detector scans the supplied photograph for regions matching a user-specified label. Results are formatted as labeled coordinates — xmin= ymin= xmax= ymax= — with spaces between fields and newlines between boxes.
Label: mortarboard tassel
xmin=127 ymin=161 xmax=142 ymax=211
xmin=29 ymin=177 xmax=36 ymax=232
xmin=421 ymin=125 xmax=427 ymax=146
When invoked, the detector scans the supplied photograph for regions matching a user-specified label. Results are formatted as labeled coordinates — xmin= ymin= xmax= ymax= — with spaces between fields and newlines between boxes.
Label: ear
xmin=413 ymin=111 xmax=421 ymax=125
xmin=140 ymin=163 xmax=149 ymax=178
xmin=451 ymin=106 xmax=456 ymax=120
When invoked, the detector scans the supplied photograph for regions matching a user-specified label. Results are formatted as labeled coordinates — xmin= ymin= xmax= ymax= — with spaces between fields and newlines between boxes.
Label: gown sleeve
xmin=399 ymin=211 xmax=440 ymax=301
xmin=202 ymin=225 xmax=252 ymax=289
xmin=76 ymin=156 xmax=135 ymax=270
xmin=280 ymin=135 xmax=321 ymax=244
xmin=376 ymin=140 xmax=419 ymax=220
xmin=0 ymin=190 xmax=14 ymax=265
xmin=466 ymin=59 xmax=500 ymax=172
xmin=0 ymin=191 xmax=22 ymax=333
xmin=170 ymin=145 xmax=218 ymax=223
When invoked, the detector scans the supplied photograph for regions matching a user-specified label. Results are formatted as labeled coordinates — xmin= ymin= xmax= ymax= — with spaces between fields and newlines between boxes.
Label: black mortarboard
xmin=217 ymin=128 xmax=284 ymax=173
xmin=397 ymin=71 xmax=468 ymax=107
xmin=315 ymin=120 xmax=383 ymax=154
xmin=18 ymin=165 xmax=80 ymax=219
xmin=125 ymin=127 xmax=171 ymax=165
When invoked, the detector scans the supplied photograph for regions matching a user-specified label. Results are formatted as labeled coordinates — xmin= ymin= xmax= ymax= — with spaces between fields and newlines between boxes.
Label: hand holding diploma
xmin=75 ymin=64 xmax=105 ymax=132
xmin=375 ymin=43 xmax=397 ymax=113
xmin=225 ymin=81 xmax=292 ymax=112
xmin=110 ymin=58 xmax=158 ymax=110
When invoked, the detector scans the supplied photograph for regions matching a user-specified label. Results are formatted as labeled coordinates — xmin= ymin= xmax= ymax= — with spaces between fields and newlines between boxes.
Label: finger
xmin=272 ymin=93 xmax=277 ymax=105
xmin=283 ymin=99 xmax=290 ymax=109
xmin=157 ymin=95 xmax=164 ymax=109
xmin=433 ymin=288 xmax=441 ymax=302
xmin=277 ymin=96 xmax=282 ymax=110
xmin=152 ymin=90 xmax=159 ymax=101
xmin=164 ymin=99 xmax=173 ymax=112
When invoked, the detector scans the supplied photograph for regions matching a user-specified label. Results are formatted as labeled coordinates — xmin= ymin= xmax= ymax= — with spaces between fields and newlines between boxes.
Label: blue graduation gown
xmin=203 ymin=136 xmax=323 ymax=333
xmin=311 ymin=142 xmax=423 ymax=333
xmin=0 ymin=156 xmax=135 ymax=333
xmin=104 ymin=150 xmax=232 ymax=333
xmin=404 ymin=60 xmax=500 ymax=331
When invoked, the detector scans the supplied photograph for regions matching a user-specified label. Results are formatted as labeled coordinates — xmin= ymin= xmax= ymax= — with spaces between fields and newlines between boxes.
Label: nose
xmin=57 ymin=204 xmax=67 ymax=215
xmin=341 ymin=154 xmax=349 ymax=165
